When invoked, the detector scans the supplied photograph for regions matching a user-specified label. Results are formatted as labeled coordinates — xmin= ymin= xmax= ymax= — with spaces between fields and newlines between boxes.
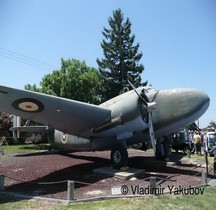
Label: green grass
xmin=70 ymin=187 xmax=216 ymax=210
xmin=0 ymin=144 xmax=50 ymax=155
xmin=0 ymin=195 xmax=62 ymax=210
xmin=1 ymin=187 xmax=216 ymax=210
xmin=190 ymin=153 xmax=214 ymax=166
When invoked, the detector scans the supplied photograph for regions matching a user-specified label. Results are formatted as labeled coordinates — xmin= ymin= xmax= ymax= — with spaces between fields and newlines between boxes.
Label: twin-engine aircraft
xmin=0 ymin=83 xmax=210 ymax=169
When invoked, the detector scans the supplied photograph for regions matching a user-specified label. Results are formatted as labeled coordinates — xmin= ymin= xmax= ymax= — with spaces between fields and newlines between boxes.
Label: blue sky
xmin=0 ymin=0 xmax=215 ymax=128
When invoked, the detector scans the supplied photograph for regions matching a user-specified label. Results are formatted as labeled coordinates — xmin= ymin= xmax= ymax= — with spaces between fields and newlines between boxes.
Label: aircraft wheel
xmin=111 ymin=144 xmax=128 ymax=169
xmin=190 ymin=148 xmax=195 ymax=154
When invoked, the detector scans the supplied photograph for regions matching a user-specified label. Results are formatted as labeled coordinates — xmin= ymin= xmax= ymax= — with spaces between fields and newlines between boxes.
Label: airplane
xmin=0 ymin=83 xmax=210 ymax=169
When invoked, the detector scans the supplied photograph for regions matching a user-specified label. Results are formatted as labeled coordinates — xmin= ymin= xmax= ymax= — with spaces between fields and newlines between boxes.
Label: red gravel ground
xmin=0 ymin=149 xmax=212 ymax=201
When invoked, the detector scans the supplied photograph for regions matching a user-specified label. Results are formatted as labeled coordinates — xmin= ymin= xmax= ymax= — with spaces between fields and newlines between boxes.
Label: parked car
xmin=207 ymin=132 xmax=216 ymax=156
xmin=171 ymin=131 xmax=195 ymax=154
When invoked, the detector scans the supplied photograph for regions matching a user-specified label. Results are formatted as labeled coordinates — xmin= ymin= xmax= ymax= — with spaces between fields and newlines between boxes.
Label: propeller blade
xmin=148 ymin=113 xmax=156 ymax=154
xmin=151 ymin=90 xmax=159 ymax=103
xmin=127 ymin=80 xmax=148 ymax=106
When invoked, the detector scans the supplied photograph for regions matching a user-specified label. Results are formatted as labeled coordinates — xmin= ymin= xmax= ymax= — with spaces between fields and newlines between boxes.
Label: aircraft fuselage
xmin=51 ymin=87 xmax=210 ymax=151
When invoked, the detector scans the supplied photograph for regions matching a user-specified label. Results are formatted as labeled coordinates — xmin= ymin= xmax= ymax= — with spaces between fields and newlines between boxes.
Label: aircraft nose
xmin=195 ymin=90 xmax=210 ymax=107
xmin=180 ymin=88 xmax=210 ymax=117
xmin=154 ymin=88 xmax=210 ymax=129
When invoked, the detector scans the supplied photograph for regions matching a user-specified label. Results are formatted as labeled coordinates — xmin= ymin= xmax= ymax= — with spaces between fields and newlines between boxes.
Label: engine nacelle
xmin=95 ymin=89 xmax=149 ymax=139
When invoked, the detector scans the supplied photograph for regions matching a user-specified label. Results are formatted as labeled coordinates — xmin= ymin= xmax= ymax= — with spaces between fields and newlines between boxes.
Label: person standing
xmin=193 ymin=132 xmax=202 ymax=156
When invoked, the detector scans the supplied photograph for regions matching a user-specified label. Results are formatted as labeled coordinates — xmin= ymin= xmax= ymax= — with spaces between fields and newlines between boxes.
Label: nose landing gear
xmin=111 ymin=144 xmax=128 ymax=169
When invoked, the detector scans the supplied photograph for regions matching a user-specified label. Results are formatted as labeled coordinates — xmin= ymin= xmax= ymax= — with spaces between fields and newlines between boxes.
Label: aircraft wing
xmin=0 ymin=85 xmax=111 ymax=136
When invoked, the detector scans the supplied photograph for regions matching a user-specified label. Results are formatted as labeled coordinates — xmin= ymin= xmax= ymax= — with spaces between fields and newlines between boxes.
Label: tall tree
xmin=97 ymin=8 xmax=144 ymax=101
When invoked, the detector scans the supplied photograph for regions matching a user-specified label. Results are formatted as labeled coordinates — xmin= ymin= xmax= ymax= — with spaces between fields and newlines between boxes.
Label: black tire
xmin=132 ymin=143 xmax=143 ymax=150
xmin=190 ymin=148 xmax=195 ymax=154
xmin=111 ymin=144 xmax=128 ymax=170
xmin=183 ymin=146 xmax=190 ymax=154
xmin=132 ymin=142 xmax=148 ymax=151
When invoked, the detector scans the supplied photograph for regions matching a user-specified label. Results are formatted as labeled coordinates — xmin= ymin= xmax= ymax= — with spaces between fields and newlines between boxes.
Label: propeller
xmin=128 ymin=80 xmax=159 ymax=154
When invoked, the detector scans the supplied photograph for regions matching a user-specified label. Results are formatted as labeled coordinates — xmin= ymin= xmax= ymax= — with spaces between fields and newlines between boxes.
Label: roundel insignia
xmin=12 ymin=98 xmax=44 ymax=113
xmin=61 ymin=133 xmax=68 ymax=144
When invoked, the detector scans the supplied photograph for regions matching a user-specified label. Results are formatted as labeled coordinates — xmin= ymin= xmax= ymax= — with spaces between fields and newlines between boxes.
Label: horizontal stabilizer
xmin=10 ymin=126 xmax=48 ymax=133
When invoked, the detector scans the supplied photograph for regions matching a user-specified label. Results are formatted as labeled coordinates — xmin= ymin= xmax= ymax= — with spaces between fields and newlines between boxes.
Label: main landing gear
xmin=111 ymin=144 xmax=128 ymax=169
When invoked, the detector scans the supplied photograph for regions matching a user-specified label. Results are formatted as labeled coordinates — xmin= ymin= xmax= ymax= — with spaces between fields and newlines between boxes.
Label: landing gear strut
xmin=111 ymin=144 xmax=128 ymax=169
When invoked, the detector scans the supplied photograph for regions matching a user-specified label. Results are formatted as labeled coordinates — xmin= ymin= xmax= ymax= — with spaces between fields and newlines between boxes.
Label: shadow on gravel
xmin=4 ymin=154 xmax=111 ymax=199
xmin=2 ymin=151 xmax=204 ymax=202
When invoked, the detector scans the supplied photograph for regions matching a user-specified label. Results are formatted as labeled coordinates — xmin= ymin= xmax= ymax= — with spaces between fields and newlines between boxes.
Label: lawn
xmin=191 ymin=153 xmax=214 ymax=167
xmin=0 ymin=144 xmax=50 ymax=155
xmin=0 ymin=187 xmax=216 ymax=210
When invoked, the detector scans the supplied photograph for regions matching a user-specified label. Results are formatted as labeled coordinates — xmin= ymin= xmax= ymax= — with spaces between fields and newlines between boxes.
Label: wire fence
xmin=0 ymin=170 xmax=209 ymax=202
